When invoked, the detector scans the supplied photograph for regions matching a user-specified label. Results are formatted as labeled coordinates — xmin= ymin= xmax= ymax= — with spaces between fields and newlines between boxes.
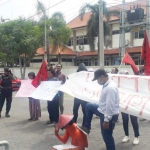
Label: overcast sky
xmin=0 ymin=0 xmax=141 ymax=23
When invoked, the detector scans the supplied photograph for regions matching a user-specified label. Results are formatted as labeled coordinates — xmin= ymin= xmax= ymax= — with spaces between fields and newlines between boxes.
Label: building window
xmin=68 ymin=38 xmax=73 ymax=46
xmin=76 ymin=58 xmax=91 ymax=66
xmin=62 ymin=58 xmax=72 ymax=62
xmin=134 ymin=30 xmax=144 ymax=39
xmin=31 ymin=59 xmax=43 ymax=63
xmin=49 ymin=58 xmax=58 ymax=62
xmin=76 ymin=36 xmax=88 ymax=45
xmin=104 ymin=58 xmax=109 ymax=66
xmin=112 ymin=30 xmax=119 ymax=35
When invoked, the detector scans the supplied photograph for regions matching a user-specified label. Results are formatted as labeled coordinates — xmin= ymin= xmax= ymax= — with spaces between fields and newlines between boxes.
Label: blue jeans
xmin=84 ymin=103 xmax=119 ymax=150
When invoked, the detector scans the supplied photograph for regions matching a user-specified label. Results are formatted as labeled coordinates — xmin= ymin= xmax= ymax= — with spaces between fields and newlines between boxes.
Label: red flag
xmin=142 ymin=30 xmax=149 ymax=60
xmin=32 ymin=60 xmax=47 ymax=87
xmin=141 ymin=30 xmax=150 ymax=75
xmin=122 ymin=52 xmax=139 ymax=75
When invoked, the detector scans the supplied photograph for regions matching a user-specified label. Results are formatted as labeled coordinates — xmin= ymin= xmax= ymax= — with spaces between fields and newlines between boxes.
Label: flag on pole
xmin=141 ymin=30 xmax=150 ymax=75
xmin=122 ymin=52 xmax=139 ymax=75
xmin=32 ymin=60 xmax=47 ymax=88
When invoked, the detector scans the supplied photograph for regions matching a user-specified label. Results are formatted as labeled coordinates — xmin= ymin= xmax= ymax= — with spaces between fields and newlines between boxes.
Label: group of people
xmin=0 ymin=64 xmax=146 ymax=150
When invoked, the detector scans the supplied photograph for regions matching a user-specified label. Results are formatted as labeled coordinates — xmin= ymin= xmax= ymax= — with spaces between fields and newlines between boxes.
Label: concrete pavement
xmin=0 ymin=93 xmax=150 ymax=150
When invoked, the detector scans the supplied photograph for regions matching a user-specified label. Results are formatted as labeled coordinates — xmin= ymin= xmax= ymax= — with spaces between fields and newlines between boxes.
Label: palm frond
xmin=51 ymin=12 xmax=65 ymax=22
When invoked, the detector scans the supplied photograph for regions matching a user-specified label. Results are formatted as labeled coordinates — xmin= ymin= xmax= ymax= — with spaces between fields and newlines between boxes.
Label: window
xmin=76 ymin=58 xmax=91 ymax=66
xmin=49 ymin=58 xmax=58 ymax=62
xmin=31 ymin=59 xmax=43 ymax=63
xmin=112 ymin=30 xmax=119 ymax=35
xmin=62 ymin=58 xmax=72 ymax=62
xmin=134 ymin=30 xmax=144 ymax=39
xmin=104 ymin=58 xmax=110 ymax=66
xmin=76 ymin=36 xmax=88 ymax=45
xmin=68 ymin=38 xmax=73 ymax=46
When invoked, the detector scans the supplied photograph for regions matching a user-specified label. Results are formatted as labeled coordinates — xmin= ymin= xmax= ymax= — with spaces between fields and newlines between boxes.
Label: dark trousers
xmin=47 ymin=98 xmax=59 ymax=123
xmin=0 ymin=89 xmax=12 ymax=113
xmin=73 ymin=98 xmax=87 ymax=126
xmin=121 ymin=112 xmax=139 ymax=137
xmin=84 ymin=103 xmax=119 ymax=150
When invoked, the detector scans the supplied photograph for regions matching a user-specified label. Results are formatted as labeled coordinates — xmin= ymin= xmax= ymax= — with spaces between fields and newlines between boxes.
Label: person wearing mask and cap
xmin=73 ymin=63 xmax=88 ymax=127
xmin=77 ymin=69 xmax=120 ymax=150
xmin=0 ymin=67 xmax=14 ymax=118
xmin=53 ymin=115 xmax=88 ymax=150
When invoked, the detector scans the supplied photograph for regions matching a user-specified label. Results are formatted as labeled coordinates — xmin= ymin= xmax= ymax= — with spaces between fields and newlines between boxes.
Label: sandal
xmin=28 ymin=118 xmax=33 ymax=121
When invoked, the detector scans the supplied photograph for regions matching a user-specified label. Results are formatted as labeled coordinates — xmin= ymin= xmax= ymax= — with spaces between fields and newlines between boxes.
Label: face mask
xmin=97 ymin=78 xmax=104 ymax=85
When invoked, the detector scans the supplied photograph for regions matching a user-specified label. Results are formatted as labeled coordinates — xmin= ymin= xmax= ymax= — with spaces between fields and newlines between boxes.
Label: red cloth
xmin=32 ymin=60 xmax=47 ymax=87
xmin=122 ymin=52 xmax=139 ymax=75
xmin=55 ymin=123 xmax=88 ymax=149
xmin=141 ymin=31 xmax=150 ymax=75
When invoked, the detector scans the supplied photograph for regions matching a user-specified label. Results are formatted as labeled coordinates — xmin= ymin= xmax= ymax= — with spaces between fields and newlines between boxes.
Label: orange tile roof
xmin=36 ymin=44 xmax=76 ymax=56
xmin=67 ymin=0 xmax=146 ymax=29
xmin=67 ymin=12 xmax=92 ymax=29
xmin=77 ymin=46 xmax=141 ymax=56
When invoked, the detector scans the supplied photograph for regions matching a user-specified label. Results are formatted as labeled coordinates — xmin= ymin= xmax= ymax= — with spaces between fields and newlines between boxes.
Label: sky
xmin=0 ymin=0 xmax=142 ymax=23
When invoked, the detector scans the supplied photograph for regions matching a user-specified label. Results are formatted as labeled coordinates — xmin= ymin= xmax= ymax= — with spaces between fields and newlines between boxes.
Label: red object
xmin=141 ymin=31 xmax=150 ymax=75
xmin=57 ymin=115 xmax=74 ymax=129
xmin=32 ymin=60 xmax=47 ymax=87
xmin=55 ymin=123 xmax=88 ymax=149
xmin=122 ymin=52 xmax=139 ymax=75
xmin=0 ymin=72 xmax=21 ymax=91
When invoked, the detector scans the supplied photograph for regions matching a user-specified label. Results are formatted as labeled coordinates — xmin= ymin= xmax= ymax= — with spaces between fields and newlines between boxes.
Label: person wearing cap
xmin=73 ymin=63 xmax=88 ymax=127
xmin=77 ymin=69 xmax=120 ymax=150
xmin=53 ymin=115 xmax=88 ymax=150
xmin=55 ymin=64 xmax=66 ymax=115
xmin=0 ymin=67 xmax=14 ymax=118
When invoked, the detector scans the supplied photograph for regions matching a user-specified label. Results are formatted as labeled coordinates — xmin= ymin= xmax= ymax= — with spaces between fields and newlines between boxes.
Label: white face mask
xmin=97 ymin=78 xmax=104 ymax=85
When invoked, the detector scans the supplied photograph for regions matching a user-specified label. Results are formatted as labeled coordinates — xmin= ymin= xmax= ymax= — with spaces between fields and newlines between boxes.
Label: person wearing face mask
xmin=77 ymin=69 xmax=120 ymax=150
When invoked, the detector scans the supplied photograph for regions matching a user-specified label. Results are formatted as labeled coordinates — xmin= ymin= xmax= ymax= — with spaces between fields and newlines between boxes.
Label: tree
xmin=36 ymin=1 xmax=72 ymax=63
xmin=79 ymin=1 xmax=120 ymax=50
xmin=0 ymin=18 xmax=42 ymax=79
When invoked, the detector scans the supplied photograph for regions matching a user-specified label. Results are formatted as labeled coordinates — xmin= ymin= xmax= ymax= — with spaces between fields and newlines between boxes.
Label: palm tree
xmin=79 ymin=1 xmax=120 ymax=51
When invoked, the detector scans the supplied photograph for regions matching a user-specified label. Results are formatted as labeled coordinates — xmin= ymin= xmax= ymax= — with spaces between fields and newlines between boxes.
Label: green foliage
xmin=0 ymin=18 xmax=42 ymax=78
xmin=79 ymin=1 xmax=120 ymax=50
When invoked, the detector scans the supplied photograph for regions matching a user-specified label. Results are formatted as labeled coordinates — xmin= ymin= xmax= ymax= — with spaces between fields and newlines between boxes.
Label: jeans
xmin=84 ymin=103 xmax=119 ymax=150
xmin=73 ymin=98 xmax=87 ymax=126
xmin=121 ymin=112 xmax=139 ymax=137
xmin=0 ymin=88 xmax=12 ymax=113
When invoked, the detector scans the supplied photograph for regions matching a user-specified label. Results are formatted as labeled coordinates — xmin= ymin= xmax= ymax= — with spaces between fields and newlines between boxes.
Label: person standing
xmin=120 ymin=70 xmax=140 ymax=144
xmin=28 ymin=72 xmax=41 ymax=121
xmin=73 ymin=63 xmax=88 ymax=126
xmin=0 ymin=67 xmax=13 ymax=118
xmin=78 ymin=69 xmax=120 ymax=150
xmin=55 ymin=64 xmax=66 ymax=114
xmin=46 ymin=69 xmax=61 ymax=125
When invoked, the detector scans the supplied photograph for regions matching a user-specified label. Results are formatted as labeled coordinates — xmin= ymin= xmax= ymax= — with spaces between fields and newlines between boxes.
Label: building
xmin=33 ymin=0 xmax=146 ymax=67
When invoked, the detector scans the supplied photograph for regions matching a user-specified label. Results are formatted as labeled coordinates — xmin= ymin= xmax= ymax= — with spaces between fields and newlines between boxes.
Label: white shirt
xmin=97 ymin=79 xmax=120 ymax=122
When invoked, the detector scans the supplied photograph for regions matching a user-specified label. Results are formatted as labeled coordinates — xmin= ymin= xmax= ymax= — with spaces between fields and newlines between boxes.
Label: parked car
xmin=0 ymin=71 xmax=21 ymax=91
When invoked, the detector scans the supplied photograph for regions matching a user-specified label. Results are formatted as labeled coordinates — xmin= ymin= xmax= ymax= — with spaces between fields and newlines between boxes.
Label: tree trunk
xmin=18 ymin=55 xmax=23 ymax=79
xmin=23 ymin=56 xmax=26 ymax=79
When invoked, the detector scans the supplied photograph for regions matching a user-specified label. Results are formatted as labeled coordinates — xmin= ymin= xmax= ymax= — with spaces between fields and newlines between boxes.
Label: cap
xmin=57 ymin=115 xmax=74 ymax=129
xmin=92 ymin=69 xmax=107 ymax=81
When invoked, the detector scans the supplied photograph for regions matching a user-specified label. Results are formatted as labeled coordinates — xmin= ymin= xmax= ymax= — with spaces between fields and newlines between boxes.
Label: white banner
xmin=58 ymin=71 xmax=150 ymax=120
xmin=30 ymin=81 xmax=61 ymax=101
xmin=15 ymin=80 xmax=36 ymax=97
xmin=15 ymin=80 xmax=61 ymax=101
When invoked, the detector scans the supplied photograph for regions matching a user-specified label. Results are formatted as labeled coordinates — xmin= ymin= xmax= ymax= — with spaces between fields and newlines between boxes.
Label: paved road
xmin=0 ymin=93 xmax=150 ymax=150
